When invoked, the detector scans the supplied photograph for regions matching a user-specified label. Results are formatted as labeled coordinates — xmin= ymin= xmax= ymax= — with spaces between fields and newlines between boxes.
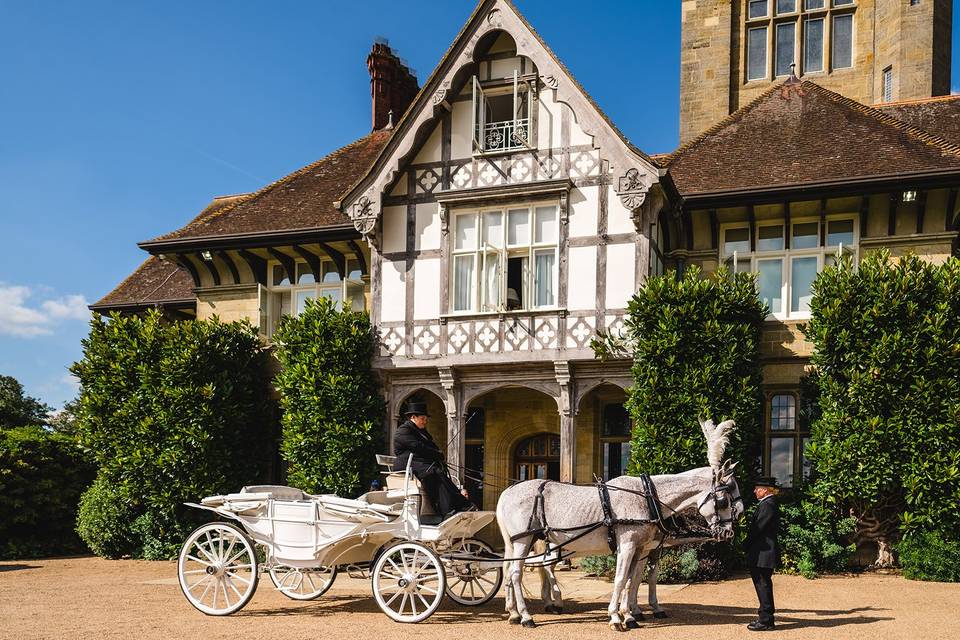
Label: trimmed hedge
xmin=803 ymin=251 xmax=960 ymax=567
xmin=71 ymin=311 xmax=276 ymax=559
xmin=618 ymin=265 xmax=766 ymax=477
xmin=0 ymin=426 xmax=95 ymax=559
xmin=273 ymin=296 xmax=384 ymax=497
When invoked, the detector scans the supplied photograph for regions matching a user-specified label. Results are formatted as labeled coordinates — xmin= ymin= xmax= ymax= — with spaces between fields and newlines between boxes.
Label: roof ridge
xmin=661 ymin=82 xmax=786 ymax=166
xmin=803 ymin=82 xmax=960 ymax=159
xmin=876 ymin=93 xmax=960 ymax=108
xmin=149 ymin=131 xmax=389 ymax=243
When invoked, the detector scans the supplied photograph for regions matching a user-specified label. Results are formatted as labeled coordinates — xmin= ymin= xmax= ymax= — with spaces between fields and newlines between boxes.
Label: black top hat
xmin=403 ymin=401 xmax=430 ymax=417
xmin=754 ymin=476 xmax=780 ymax=488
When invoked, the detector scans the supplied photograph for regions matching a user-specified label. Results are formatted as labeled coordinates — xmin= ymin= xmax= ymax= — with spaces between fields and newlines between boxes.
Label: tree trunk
xmin=874 ymin=538 xmax=896 ymax=568
xmin=852 ymin=506 xmax=899 ymax=568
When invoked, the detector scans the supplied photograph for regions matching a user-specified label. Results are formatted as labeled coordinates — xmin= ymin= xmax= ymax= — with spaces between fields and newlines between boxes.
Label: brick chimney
xmin=367 ymin=39 xmax=419 ymax=131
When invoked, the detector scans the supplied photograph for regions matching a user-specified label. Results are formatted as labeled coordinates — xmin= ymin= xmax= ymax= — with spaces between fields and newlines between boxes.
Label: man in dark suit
xmin=744 ymin=476 xmax=781 ymax=631
xmin=393 ymin=401 xmax=472 ymax=518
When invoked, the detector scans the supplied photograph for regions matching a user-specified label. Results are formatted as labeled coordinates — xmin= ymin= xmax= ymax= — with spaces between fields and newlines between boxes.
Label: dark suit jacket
xmin=745 ymin=496 xmax=780 ymax=569
xmin=393 ymin=420 xmax=444 ymax=476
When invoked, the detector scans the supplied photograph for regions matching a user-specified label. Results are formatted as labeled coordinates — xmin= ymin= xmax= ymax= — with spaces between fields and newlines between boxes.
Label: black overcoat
xmin=393 ymin=420 xmax=444 ymax=476
xmin=745 ymin=497 xmax=781 ymax=569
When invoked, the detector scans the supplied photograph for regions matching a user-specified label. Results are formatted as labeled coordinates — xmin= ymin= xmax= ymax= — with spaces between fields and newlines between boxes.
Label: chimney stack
xmin=367 ymin=39 xmax=419 ymax=131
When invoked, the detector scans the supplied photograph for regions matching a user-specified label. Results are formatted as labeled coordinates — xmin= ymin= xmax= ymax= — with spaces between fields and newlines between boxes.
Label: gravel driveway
xmin=2 ymin=557 xmax=958 ymax=639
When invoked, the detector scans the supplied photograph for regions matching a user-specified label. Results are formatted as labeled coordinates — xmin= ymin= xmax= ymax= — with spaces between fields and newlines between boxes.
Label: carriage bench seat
xmin=240 ymin=485 xmax=307 ymax=501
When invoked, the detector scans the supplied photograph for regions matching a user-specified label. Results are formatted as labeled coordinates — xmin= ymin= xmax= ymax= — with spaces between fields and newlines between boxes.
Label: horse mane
xmin=699 ymin=418 xmax=735 ymax=469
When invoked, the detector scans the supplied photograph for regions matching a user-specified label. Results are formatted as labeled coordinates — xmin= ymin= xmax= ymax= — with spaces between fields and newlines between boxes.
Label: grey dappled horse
xmin=497 ymin=419 xmax=741 ymax=630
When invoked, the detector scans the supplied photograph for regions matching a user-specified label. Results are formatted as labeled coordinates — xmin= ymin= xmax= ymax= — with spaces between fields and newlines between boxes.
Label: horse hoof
xmin=634 ymin=612 xmax=645 ymax=621
xmin=610 ymin=622 xmax=627 ymax=632
xmin=625 ymin=619 xmax=641 ymax=629
xmin=508 ymin=617 xmax=522 ymax=625
xmin=521 ymin=619 xmax=537 ymax=628
xmin=653 ymin=611 xmax=668 ymax=619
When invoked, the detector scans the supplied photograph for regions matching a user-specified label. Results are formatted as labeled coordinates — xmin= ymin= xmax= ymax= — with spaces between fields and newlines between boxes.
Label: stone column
xmin=555 ymin=361 xmax=577 ymax=483
xmin=439 ymin=367 xmax=463 ymax=482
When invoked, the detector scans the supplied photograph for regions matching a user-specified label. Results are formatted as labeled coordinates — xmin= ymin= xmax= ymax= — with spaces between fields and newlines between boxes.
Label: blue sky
xmin=0 ymin=1 xmax=958 ymax=410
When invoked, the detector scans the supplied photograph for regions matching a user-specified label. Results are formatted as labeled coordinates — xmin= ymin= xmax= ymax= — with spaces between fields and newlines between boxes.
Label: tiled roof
xmin=148 ymin=130 xmax=392 ymax=243
xmin=876 ymin=94 xmax=960 ymax=147
xmin=664 ymin=81 xmax=960 ymax=197
xmin=91 ymin=256 xmax=195 ymax=311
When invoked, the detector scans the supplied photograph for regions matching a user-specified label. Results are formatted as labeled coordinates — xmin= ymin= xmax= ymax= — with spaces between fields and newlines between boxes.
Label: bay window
xmin=722 ymin=215 xmax=856 ymax=319
xmin=263 ymin=257 xmax=364 ymax=336
xmin=451 ymin=204 xmax=558 ymax=313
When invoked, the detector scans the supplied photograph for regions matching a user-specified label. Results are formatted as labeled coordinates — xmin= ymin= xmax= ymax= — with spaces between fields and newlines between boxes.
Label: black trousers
xmin=750 ymin=567 xmax=775 ymax=625
xmin=416 ymin=468 xmax=468 ymax=516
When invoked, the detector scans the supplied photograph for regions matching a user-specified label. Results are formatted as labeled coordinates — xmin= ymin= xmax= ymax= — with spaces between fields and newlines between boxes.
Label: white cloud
xmin=0 ymin=284 xmax=90 ymax=338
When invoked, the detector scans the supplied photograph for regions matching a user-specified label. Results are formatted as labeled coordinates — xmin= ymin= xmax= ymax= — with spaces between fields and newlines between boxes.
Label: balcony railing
xmin=480 ymin=118 xmax=530 ymax=153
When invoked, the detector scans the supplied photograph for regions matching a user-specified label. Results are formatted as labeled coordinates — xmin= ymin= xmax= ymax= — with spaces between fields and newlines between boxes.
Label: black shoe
xmin=747 ymin=621 xmax=775 ymax=631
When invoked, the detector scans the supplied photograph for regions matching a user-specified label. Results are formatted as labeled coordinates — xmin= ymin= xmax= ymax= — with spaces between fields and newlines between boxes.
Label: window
xmin=747 ymin=26 xmax=768 ymax=81
xmin=721 ymin=215 xmax=857 ymax=320
xmin=832 ymin=13 xmax=853 ymax=69
xmin=882 ymin=66 xmax=893 ymax=102
xmin=472 ymin=71 xmax=533 ymax=154
xmin=765 ymin=392 xmax=812 ymax=487
xmin=747 ymin=0 xmax=854 ymax=80
xmin=451 ymin=204 xmax=558 ymax=313
xmin=464 ymin=407 xmax=485 ymax=507
xmin=515 ymin=434 xmax=560 ymax=481
xmin=600 ymin=404 xmax=632 ymax=480
xmin=263 ymin=257 xmax=365 ymax=336
xmin=775 ymin=23 xmax=796 ymax=76
xmin=803 ymin=17 xmax=824 ymax=73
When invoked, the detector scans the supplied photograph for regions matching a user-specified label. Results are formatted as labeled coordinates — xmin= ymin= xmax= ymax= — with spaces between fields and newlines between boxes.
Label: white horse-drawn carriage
xmin=177 ymin=455 xmax=502 ymax=622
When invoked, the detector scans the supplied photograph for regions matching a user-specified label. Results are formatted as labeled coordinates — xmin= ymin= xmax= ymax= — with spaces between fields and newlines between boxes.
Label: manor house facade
xmin=94 ymin=0 xmax=960 ymax=506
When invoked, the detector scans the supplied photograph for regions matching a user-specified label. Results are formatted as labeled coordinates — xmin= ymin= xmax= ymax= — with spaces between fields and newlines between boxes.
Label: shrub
xmin=803 ymin=251 xmax=960 ymax=566
xmin=604 ymin=266 xmax=765 ymax=478
xmin=76 ymin=473 xmax=140 ymax=559
xmin=580 ymin=554 xmax=617 ymax=578
xmin=273 ymin=296 xmax=384 ymax=496
xmin=777 ymin=495 xmax=855 ymax=579
xmin=896 ymin=531 xmax=960 ymax=583
xmin=653 ymin=547 xmax=700 ymax=584
xmin=0 ymin=426 xmax=95 ymax=559
xmin=71 ymin=311 xmax=276 ymax=558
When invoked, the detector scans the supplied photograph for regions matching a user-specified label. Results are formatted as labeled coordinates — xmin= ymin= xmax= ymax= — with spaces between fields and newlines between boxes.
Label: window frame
xmin=471 ymin=71 xmax=535 ymax=155
xmin=449 ymin=201 xmax=559 ymax=315
xmin=764 ymin=390 xmax=812 ymax=488
xmin=262 ymin=257 xmax=365 ymax=336
xmin=599 ymin=403 xmax=633 ymax=481
xmin=720 ymin=214 xmax=858 ymax=321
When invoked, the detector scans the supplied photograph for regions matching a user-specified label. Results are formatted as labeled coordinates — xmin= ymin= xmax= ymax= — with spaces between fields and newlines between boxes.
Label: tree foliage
xmin=70 ymin=311 xmax=275 ymax=558
xmin=611 ymin=266 xmax=766 ymax=477
xmin=0 ymin=426 xmax=95 ymax=558
xmin=273 ymin=297 xmax=384 ymax=497
xmin=0 ymin=374 xmax=51 ymax=429
xmin=803 ymin=251 xmax=960 ymax=566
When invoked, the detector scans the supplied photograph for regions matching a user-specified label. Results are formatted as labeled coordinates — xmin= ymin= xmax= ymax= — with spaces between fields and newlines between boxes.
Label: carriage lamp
xmin=201 ymin=250 xmax=214 ymax=261
xmin=902 ymin=190 xmax=917 ymax=202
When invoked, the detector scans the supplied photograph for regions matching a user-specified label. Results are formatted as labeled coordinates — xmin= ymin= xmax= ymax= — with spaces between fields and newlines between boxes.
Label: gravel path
xmin=2 ymin=556 xmax=958 ymax=639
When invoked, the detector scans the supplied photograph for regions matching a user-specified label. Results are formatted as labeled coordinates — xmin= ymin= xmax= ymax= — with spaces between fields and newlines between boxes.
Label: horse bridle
xmin=698 ymin=476 xmax=742 ymax=529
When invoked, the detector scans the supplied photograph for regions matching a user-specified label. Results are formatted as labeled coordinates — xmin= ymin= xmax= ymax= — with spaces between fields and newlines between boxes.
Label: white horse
xmin=497 ymin=419 xmax=740 ymax=630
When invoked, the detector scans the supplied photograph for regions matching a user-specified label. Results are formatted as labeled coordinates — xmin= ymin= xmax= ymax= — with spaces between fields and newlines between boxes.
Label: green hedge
xmin=71 ymin=311 xmax=276 ymax=559
xmin=896 ymin=531 xmax=960 ymax=582
xmin=0 ymin=426 xmax=95 ymax=559
xmin=273 ymin=296 xmax=384 ymax=496
xmin=617 ymin=266 xmax=766 ymax=477
xmin=803 ymin=251 xmax=960 ymax=566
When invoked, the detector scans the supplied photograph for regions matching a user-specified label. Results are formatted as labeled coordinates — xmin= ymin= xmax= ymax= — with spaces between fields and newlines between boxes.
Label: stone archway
xmin=577 ymin=383 xmax=631 ymax=481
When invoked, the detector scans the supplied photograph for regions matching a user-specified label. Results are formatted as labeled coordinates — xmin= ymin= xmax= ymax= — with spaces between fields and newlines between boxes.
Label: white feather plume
xmin=699 ymin=418 xmax=736 ymax=469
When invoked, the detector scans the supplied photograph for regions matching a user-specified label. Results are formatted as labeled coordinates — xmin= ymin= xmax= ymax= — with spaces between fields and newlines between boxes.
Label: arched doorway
xmin=513 ymin=433 xmax=561 ymax=481
xmin=577 ymin=383 xmax=632 ymax=480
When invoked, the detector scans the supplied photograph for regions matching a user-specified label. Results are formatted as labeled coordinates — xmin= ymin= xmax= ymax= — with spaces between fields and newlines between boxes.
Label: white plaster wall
xmin=413 ymin=124 xmax=442 ymax=164
xmin=382 ymin=206 xmax=407 ymax=254
xmin=606 ymin=185 xmax=636 ymax=235
xmin=415 ymin=202 xmax=441 ymax=251
xmin=605 ymin=243 xmax=636 ymax=309
xmin=489 ymin=56 xmax=522 ymax=80
xmin=568 ymin=111 xmax=594 ymax=147
xmin=380 ymin=259 xmax=406 ymax=322
xmin=567 ymin=245 xmax=597 ymax=311
xmin=390 ymin=176 xmax=407 ymax=197
xmin=451 ymin=100 xmax=472 ymax=159
xmin=413 ymin=258 xmax=441 ymax=320
xmin=537 ymin=93 xmax=560 ymax=151
xmin=568 ymin=186 xmax=598 ymax=238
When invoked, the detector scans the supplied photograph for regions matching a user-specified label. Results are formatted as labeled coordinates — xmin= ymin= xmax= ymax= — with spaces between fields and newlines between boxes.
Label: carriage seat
xmin=376 ymin=454 xmax=436 ymax=516
xmin=240 ymin=485 xmax=307 ymax=501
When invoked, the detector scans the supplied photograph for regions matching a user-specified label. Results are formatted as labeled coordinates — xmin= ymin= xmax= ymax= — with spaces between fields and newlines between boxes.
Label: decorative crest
xmin=616 ymin=167 xmax=648 ymax=211
xmin=350 ymin=195 xmax=378 ymax=238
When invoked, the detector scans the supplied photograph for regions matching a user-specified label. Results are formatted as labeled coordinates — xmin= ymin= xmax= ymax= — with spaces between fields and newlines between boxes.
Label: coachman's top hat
xmin=754 ymin=476 xmax=780 ymax=488
xmin=403 ymin=401 xmax=430 ymax=417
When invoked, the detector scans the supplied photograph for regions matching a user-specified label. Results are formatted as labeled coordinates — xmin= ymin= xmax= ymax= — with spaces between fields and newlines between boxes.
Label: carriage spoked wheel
xmin=269 ymin=564 xmax=337 ymax=600
xmin=372 ymin=542 xmax=447 ymax=623
xmin=177 ymin=522 xmax=258 ymax=616
xmin=445 ymin=539 xmax=503 ymax=606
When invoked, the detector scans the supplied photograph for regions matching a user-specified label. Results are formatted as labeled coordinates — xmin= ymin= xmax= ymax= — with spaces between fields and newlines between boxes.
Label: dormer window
xmin=472 ymin=71 xmax=534 ymax=153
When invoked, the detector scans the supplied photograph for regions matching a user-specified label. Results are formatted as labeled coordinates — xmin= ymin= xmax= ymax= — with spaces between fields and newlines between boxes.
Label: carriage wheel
xmin=372 ymin=542 xmax=447 ymax=623
xmin=269 ymin=565 xmax=337 ymax=600
xmin=445 ymin=539 xmax=503 ymax=606
xmin=177 ymin=522 xmax=258 ymax=616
